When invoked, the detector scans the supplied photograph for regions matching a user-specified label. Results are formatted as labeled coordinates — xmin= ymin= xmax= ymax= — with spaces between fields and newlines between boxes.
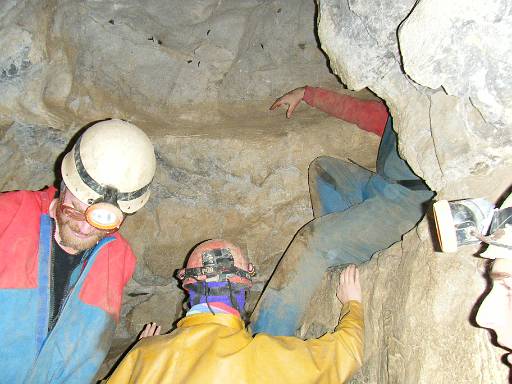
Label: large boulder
xmin=311 ymin=0 xmax=512 ymax=381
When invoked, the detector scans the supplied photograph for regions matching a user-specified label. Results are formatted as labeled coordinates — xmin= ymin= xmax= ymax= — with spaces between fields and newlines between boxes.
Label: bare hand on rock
xmin=139 ymin=322 xmax=161 ymax=339
xmin=336 ymin=264 xmax=362 ymax=304
xmin=269 ymin=87 xmax=306 ymax=118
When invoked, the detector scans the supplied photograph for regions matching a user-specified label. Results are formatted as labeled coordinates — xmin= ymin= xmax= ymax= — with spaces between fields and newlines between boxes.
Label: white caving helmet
xmin=61 ymin=119 xmax=156 ymax=229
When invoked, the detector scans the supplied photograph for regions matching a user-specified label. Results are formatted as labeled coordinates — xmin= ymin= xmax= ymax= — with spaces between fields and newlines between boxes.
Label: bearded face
xmin=53 ymin=188 xmax=111 ymax=253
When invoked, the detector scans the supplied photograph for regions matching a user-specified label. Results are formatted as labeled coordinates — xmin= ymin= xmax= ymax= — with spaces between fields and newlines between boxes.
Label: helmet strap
xmin=73 ymin=135 xmax=151 ymax=203
xmin=187 ymin=281 xmax=247 ymax=317
xmin=227 ymin=280 xmax=238 ymax=313
xmin=204 ymin=281 xmax=214 ymax=316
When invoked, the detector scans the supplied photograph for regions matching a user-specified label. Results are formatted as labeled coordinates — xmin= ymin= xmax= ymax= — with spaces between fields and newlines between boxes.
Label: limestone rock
xmin=316 ymin=0 xmax=416 ymax=90
xmin=125 ymin=287 xmax=183 ymax=337
xmin=0 ymin=121 xmax=70 ymax=191
xmin=302 ymin=221 xmax=509 ymax=383
xmin=0 ymin=0 xmax=341 ymax=129
xmin=120 ymin=105 xmax=379 ymax=292
xmin=399 ymin=0 xmax=512 ymax=130
xmin=318 ymin=0 xmax=512 ymax=196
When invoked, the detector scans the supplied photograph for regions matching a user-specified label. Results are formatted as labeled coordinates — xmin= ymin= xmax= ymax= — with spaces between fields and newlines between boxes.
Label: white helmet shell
xmin=61 ymin=119 xmax=156 ymax=214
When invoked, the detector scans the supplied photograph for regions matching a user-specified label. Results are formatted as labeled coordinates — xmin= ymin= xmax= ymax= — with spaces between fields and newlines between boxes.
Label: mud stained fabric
xmin=0 ymin=187 xmax=136 ymax=384
xmin=251 ymin=88 xmax=433 ymax=336
xmin=107 ymin=301 xmax=363 ymax=384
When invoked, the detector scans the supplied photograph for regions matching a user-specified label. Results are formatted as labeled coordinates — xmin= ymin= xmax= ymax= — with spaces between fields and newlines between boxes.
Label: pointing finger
xmin=270 ymin=99 xmax=285 ymax=110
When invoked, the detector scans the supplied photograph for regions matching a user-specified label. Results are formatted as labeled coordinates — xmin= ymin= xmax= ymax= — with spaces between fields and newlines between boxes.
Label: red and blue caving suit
xmin=0 ymin=186 xmax=135 ymax=383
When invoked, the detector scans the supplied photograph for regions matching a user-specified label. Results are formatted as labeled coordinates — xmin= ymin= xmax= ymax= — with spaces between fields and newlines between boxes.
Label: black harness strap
xmin=187 ymin=282 xmax=246 ymax=296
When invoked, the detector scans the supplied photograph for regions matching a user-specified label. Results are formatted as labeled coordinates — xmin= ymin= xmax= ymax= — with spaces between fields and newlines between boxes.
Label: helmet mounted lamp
xmin=73 ymin=135 xmax=150 ymax=231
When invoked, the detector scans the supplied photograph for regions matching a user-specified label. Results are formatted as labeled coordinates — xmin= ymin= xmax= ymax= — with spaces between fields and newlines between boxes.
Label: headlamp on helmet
xmin=85 ymin=186 xmax=125 ymax=230
xmin=433 ymin=197 xmax=512 ymax=255
xmin=64 ymin=125 xmax=153 ymax=230
xmin=61 ymin=119 xmax=156 ymax=219
xmin=177 ymin=240 xmax=256 ymax=289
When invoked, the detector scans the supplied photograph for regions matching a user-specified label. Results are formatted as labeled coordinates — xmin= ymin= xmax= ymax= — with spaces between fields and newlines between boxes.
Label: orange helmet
xmin=177 ymin=239 xmax=255 ymax=288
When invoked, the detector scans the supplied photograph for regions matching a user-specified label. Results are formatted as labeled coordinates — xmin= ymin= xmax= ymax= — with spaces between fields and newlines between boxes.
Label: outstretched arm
xmin=270 ymin=86 xmax=388 ymax=137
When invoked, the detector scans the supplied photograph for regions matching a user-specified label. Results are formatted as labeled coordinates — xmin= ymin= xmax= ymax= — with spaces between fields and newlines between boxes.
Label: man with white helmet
xmin=0 ymin=119 xmax=156 ymax=383
xmin=107 ymin=239 xmax=364 ymax=384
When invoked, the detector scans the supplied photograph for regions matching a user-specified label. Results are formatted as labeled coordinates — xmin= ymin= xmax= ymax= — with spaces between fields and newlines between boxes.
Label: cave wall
xmin=317 ymin=0 xmax=512 ymax=198
xmin=299 ymin=0 xmax=512 ymax=382
xmin=1 ymin=0 xmax=338 ymax=127
xmin=1 ymin=0 xmax=375 ymax=340
xmin=1 ymin=0 xmax=511 ymax=382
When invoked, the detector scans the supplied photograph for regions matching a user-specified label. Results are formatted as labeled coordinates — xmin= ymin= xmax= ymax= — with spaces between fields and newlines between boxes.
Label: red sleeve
xmin=303 ymin=86 xmax=388 ymax=137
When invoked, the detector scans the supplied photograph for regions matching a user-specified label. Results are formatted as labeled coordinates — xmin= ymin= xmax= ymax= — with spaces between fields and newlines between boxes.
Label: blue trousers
xmin=251 ymin=123 xmax=433 ymax=336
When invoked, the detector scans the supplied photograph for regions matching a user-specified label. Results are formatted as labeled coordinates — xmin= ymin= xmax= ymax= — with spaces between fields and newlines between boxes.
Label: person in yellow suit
xmin=107 ymin=239 xmax=363 ymax=384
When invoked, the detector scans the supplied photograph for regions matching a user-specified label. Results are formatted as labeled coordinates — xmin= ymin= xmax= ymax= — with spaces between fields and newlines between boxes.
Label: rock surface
xmin=302 ymin=220 xmax=509 ymax=383
xmin=318 ymin=0 xmax=512 ymax=196
xmin=309 ymin=0 xmax=512 ymax=382
xmin=1 ymin=0 xmax=511 ymax=382
xmin=0 ymin=0 xmax=337 ymax=128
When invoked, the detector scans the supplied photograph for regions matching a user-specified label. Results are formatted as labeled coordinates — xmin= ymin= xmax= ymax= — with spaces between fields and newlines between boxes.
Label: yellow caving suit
xmin=107 ymin=301 xmax=363 ymax=384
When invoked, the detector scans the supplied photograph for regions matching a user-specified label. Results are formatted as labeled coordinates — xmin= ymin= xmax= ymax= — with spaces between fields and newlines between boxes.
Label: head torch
xmin=433 ymin=197 xmax=512 ymax=254
xmin=66 ymin=133 xmax=151 ymax=231
xmin=84 ymin=186 xmax=125 ymax=230
xmin=60 ymin=185 xmax=124 ymax=231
